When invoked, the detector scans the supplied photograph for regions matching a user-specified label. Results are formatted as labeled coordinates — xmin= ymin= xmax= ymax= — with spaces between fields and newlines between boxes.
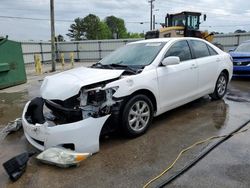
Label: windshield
xmin=172 ymin=16 xmax=186 ymax=27
xmin=99 ymin=42 xmax=166 ymax=66
xmin=235 ymin=42 xmax=250 ymax=52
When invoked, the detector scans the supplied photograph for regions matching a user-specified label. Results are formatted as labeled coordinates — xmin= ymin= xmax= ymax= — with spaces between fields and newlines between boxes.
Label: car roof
xmin=130 ymin=37 xmax=208 ymax=44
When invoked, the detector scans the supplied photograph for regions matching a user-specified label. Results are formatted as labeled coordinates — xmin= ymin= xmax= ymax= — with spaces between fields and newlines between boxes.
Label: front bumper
xmin=22 ymin=101 xmax=110 ymax=153
xmin=233 ymin=66 xmax=250 ymax=77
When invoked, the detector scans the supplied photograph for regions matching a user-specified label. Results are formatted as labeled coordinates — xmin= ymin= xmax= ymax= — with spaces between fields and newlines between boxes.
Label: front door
xmin=157 ymin=40 xmax=198 ymax=110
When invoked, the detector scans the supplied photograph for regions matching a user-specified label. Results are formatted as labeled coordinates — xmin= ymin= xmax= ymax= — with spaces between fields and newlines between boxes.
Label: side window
xmin=207 ymin=44 xmax=218 ymax=56
xmin=190 ymin=40 xmax=210 ymax=58
xmin=164 ymin=41 xmax=192 ymax=62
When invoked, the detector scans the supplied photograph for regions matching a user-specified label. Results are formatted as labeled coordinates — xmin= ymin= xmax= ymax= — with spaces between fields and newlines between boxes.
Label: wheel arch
xmin=130 ymin=89 xmax=157 ymax=113
xmin=221 ymin=69 xmax=229 ymax=82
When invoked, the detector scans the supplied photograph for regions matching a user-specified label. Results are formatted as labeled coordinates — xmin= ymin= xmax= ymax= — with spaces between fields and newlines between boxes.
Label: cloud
xmin=0 ymin=0 xmax=250 ymax=41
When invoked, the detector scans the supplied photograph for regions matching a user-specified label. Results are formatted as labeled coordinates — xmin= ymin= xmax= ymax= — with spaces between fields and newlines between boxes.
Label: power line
xmin=0 ymin=15 xmax=72 ymax=22
xmin=0 ymin=15 xmax=149 ymax=24
xmin=0 ymin=14 xmax=249 ymax=28
xmin=201 ymin=24 xmax=250 ymax=28
xmin=156 ymin=0 xmax=247 ymax=14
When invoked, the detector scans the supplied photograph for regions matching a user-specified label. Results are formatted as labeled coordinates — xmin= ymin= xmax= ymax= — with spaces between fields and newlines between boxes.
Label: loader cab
xmin=166 ymin=11 xmax=201 ymax=30
xmin=145 ymin=11 xmax=205 ymax=39
xmin=164 ymin=11 xmax=203 ymax=38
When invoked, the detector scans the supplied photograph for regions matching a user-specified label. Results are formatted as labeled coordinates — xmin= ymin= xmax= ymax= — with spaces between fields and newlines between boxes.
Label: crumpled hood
xmin=41 ymin=67 xmax=124 ymax=100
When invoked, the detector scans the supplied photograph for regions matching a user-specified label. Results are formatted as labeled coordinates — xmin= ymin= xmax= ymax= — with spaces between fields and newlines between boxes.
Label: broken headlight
xmin=80 ymin=86 xmax=119 ymax=119
xmin=36 ymin=147 xmax=91 ymax=168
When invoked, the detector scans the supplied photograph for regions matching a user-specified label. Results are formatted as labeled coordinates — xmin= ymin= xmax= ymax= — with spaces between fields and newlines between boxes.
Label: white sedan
xmin=22 ymin=38 xmax=233 ymax=153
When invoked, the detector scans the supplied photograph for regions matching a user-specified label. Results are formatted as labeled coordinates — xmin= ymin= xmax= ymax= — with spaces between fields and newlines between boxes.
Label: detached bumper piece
xmin=22 ymin=97 xmax=110 ymax=153
xmin=3 ymin=152 xmax=35 ymax=182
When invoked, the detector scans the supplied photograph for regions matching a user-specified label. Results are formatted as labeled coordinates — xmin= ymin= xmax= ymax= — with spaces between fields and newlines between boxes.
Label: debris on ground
xmin=36 ymin=147 xmax=91 ymax=168
xmin=0 ymin=118 xmax=22 ymax=141
xmin=2 ymin=151 xmax=36 ymax=182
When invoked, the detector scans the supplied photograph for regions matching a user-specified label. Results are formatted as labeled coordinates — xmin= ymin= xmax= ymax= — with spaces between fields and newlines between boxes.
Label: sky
xmin=0 ymin=0 xmax=250 ymax=41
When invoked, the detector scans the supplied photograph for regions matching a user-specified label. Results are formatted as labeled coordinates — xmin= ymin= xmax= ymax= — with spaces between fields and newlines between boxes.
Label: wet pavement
xmin=0 ymin=67 xmax=250 ymax=188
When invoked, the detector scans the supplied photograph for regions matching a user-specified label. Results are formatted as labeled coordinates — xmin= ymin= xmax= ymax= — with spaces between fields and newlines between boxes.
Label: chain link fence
xmin=21 ymin=33 xmax=250 ymax=64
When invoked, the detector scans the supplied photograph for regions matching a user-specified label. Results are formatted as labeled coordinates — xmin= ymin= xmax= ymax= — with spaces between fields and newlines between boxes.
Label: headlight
xmin=36 ymin=147 xmax=91 ymax=168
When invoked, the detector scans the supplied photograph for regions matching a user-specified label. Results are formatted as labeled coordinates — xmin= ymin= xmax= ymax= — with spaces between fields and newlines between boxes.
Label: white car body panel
xmin=22 ymin=37 xmax=233 ymax=153
xmin=22 ymin=101 xmax=110 ymax=153
xmin=41 ymin=67 xmax=124 ymax=100
xmin=156 ymin=58 xmax=198 ymax=110
xmin=197 ymin=55 xmax=219 ymax=93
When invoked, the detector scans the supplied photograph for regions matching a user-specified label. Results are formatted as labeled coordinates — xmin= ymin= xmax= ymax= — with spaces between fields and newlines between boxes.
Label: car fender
xmin=105 ymin=69 xmax=159 ymax=105
xmin=218 ymin=53 xmax=233 ymax=81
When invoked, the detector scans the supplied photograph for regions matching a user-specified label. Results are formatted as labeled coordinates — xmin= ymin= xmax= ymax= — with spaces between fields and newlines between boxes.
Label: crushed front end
xmin=22 ymin=85 xmax=121 ymax=153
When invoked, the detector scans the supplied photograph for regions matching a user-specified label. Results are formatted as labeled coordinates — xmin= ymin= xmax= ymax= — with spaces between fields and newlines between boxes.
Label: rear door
xmin=188 ymin=40 xmax=220 ymax=94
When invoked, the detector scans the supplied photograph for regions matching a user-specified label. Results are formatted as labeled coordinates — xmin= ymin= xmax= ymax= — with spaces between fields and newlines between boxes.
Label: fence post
xmin=39 ymin=43 xmax=44 ymax=63
xmin=76 ymin=42 xmax=80 ymax=61
xmin=55 ymin=40 xmax=59 ymax=62
xmin=237 ymin=35 xmax=240 ymax=46
xmin=98 ymin=41 xmax=101 ymax=60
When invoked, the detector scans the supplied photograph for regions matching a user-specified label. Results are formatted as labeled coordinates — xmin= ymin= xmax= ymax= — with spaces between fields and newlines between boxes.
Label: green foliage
xmin=67 ymin=17 xmax=85 ymax=40
xmin=126 ymin=32 xmax=145 ymax=38
xmin=234 ymin=29 xmax=246 ymax=33
xmin=97 ymin=22 xmax=112 ymax=39
xmin=67 ymin=14 xmax=144 ymax=40
xmin=105 ymin=16 xmax=127 ymax=39
xmin=83 ymin=14 xmax=101 ymax=40
xmin=56 ymin=34 xmax=64 ymax=42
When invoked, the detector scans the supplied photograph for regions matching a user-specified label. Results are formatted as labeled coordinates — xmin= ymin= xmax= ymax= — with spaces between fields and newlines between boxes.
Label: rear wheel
xmin=210 ymin=72 xmax=228 ymax=100
xmin=121 ymin=95 xmax=153 ymax=137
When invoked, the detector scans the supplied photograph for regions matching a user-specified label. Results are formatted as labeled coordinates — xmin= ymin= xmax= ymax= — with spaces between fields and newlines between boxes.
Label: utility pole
xmin=50 ymin=0 xmax=56 ymax=72
xmin=153 ymin=15 xmax=155 ymax=30
xmin=149 ymin=0 xmax=155 ymax=30
xmin=153 ymin=9 xmax=159 ymax=30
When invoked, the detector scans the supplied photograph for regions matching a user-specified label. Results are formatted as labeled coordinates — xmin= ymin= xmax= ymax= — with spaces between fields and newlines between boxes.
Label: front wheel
xmin=121 ymin=95 xmax=154 ymax=137
xmin=210 ymin=72 xmax=228 ymax=100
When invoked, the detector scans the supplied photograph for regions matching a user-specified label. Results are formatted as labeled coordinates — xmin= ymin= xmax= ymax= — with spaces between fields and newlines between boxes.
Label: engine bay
xmin=25 ymin=85 xmax=119 ymax=126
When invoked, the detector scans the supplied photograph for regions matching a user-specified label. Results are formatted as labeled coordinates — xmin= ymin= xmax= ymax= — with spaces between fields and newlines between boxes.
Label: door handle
xmin=190 ymin=64 xmax=198 ymax=69
xmin=216 ymin=58 xmax=221 ymax=62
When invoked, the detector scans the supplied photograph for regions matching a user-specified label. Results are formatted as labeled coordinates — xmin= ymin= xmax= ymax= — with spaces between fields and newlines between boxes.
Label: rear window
xmin=207 ymin=44 xmax=218 ymax=56
xmin=190 ymin=40 xmax=210 ymax=58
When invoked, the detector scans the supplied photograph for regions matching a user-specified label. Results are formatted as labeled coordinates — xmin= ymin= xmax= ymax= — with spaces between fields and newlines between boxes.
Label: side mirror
xmin=228 ymin=49 xmax=235 ymax=52
xmin=162 ymin=56 xmax=180 ymax=66
xmin=203 ymin=14 xmax=207 ymax=21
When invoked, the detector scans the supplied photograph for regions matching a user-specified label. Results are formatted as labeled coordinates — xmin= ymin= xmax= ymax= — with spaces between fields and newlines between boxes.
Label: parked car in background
xmin=22 ymin=38 xmax=233 ymax=153
xmin=229 ymin=40 xmax=250 ymax=77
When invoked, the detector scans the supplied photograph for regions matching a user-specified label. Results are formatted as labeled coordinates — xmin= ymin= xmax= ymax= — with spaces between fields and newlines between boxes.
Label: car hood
xmin=40 ymin=67 xmax=124 ymax=100
xmin=229 ymin=52 xmax=250 ymax=58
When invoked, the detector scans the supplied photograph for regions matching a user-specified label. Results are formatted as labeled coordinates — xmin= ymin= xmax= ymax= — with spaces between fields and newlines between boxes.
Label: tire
xmin=210 ymin=72 xmax=228 ymax=100
xmin=121 ymin=94 xmax=154 ymax=137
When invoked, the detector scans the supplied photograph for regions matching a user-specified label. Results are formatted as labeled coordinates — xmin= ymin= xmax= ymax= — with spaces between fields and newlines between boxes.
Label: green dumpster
xmin=0 ymin=37 xmax=27 ymax=89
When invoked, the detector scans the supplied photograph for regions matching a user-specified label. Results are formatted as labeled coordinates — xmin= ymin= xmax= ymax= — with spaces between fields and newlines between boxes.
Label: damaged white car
xmin=22 ymin=38 xmax=233 ymax=153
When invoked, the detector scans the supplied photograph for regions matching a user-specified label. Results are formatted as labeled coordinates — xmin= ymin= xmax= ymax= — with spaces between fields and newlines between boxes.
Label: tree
xmin=67 ymin=14 xmax=112 ymax=40
xmin=56 ymin=34 xmax=64 ymax=42
xmin=234 ymin=29 xmax=246 ymax=33
xmin=82 ymin=14 xmax=101 ymax=39
xmin=67 ymin=17 xmax=85 ymax=40
xmin=105 ymin=16 xmax=127 ymax=39
xmin=97 ymin=22 xmax=112 ymax=39
xmin=127 ymin=32 xmax=144 ymax=38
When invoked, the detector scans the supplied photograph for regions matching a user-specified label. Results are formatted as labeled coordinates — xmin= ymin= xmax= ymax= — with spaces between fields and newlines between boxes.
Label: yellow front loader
xmin=145 ymin=11 xmax=222 ymax=49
